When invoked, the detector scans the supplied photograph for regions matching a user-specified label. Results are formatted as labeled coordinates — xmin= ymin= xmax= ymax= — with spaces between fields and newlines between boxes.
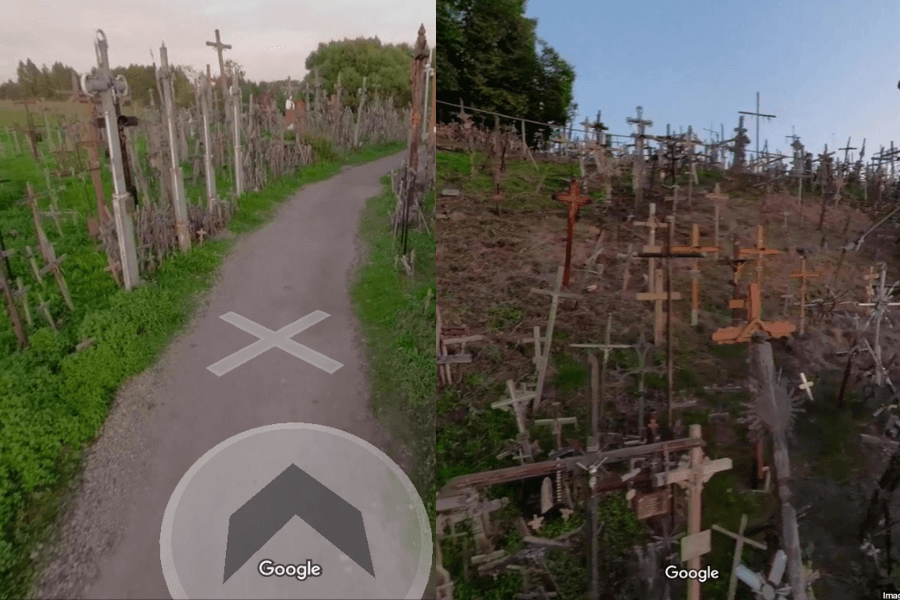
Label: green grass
xmin=350 ymin=175 xmax=436 ymax=530
xmin=0 ymin=137 xmax=405 ymax=600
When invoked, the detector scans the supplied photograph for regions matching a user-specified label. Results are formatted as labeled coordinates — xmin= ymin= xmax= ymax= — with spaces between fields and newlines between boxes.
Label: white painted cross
xmin=207 ymin=311 xmax=343 ymax=376
xmin=799 ymin=372 xmax=815 ymax=401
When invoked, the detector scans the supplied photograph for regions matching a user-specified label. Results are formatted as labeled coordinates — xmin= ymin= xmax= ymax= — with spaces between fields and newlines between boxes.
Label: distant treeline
xmin=0 ymin=36 xmax=418 ymax=111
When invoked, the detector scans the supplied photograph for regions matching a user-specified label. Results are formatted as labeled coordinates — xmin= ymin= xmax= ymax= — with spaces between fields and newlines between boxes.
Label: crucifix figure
xmin=206 ymin=29 xmax=232 ymax=104
xmin=627 ymin=106 xmax=653 ymax=211
xmin=552 ymin=179 xmax=592 ymax=287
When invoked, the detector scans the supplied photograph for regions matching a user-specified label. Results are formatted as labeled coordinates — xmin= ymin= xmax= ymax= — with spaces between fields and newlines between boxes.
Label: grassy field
xmin=0 ymin=135 xmax=405 ymax=599
xmin=351 ymin=176 xmax=436 ymax=529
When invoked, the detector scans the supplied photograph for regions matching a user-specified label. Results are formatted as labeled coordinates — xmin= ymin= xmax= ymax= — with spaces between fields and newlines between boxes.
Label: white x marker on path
xmin=207 ymin=311 xmax=344 ymax=376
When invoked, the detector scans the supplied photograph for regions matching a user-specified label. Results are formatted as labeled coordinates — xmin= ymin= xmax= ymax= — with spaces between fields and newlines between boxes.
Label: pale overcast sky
xmin=2 ymin=0 xmax=435 ymax=84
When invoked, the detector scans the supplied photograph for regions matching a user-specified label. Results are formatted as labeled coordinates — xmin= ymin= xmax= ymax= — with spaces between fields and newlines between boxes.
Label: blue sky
xmin=525 ymin=0 xmax=900 ymax=162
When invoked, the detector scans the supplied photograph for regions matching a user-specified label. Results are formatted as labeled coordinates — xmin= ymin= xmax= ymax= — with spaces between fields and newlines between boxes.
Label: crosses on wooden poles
xmin=158 ymin=43 xmax=191 ymax=252
xmin=627 ymin=106 xmax=653 ymax=211
xmin=738 ymin=225 xmax=780 ymax=288
xmin=81 ymin=30 xmax=140 ymax=290
xmin=492 ymin=380 xmax=537 ymax=462
xmin=858 ymin=263 xmax=900 ymax=387
xmin=552 ymin=179 xmax=592 ymax=287
xmin=672 ymin=223 xmax=721 ymax=326
xmin=206 ymin=29 xmax=232 ymax=102
xmin=535 ymin=413 xmax=578 ymax=451
xmin=654 ymin=424 xmax=732 ymax=600
xmin=570 ymin=315 xmax=633 ymax=446
xmin=530 ymin=266 xmax=583 ymax=410
xmin=789 ymin=255 xmax=820 ymax=335
xmin=738 ymin=92 xmax=777 ymax=168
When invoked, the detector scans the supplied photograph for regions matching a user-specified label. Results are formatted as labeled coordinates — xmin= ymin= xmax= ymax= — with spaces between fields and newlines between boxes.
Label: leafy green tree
xmin=300 ymin=37 xmax=413 ymax=107
xmin=436 ymin=0 xmax=576 ymax=144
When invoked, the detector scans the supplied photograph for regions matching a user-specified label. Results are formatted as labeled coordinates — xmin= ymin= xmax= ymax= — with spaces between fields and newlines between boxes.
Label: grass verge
xmin=350 ymin=175 xmax=436 ymax=528
xmin=0 ymin=139 xmax=405 ymax=600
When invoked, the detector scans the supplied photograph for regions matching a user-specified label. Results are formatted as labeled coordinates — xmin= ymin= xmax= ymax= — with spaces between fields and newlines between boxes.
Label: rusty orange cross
xmin=712 ymin=283 xmax=796 ymax=344
xmin=553 ymin=179 xmax=592 ymax=287
xmin=737 ymin=225 xmax=780 ymax=285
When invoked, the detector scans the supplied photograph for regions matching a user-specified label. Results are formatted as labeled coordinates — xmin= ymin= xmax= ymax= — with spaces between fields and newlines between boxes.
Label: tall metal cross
xmin=206 ymin=29 xmax=232 ymax=100
xmin=738 ymin=91 xmax=776 ymax=165
xmin=553 ymin=179 xmax=592 ymax=287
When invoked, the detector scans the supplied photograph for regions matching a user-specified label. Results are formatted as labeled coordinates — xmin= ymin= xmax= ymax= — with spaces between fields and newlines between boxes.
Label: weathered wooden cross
xmin=711 ymin=514 xmax=767 ymax=600
xmin=799 ymin=372 xmax=815 ymax=401
xmin=492 ymin=380 xmax=537 ymax=462
xmin=627 ymin=106 xmax=653 ymax=211
xmin=570 ymin=314 xmax=633 ymax=447
xmin=530 ymin=266 xmax=583 ymax=410
xmin=858 ymin=263 xmax=900 ymax=387
xmin=789 ymin=255 xmax=820 ymax=334
xmin=205 ymin=29 xmax=233 ymax=101
xmin=654 ymin=424 xmax=732 ymax=600
xmin=552 ymin=179 xmax=592 ymax=287
xmin=672 ymin=223 xmax=721 ymax=326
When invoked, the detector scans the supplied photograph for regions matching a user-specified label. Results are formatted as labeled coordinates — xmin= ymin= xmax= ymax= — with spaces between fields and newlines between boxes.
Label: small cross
xmin=197 ymin=228 xmax=207 ymax=244
xmin=706 ymin=184 xmax=729 ymax=255
xmin=737 ymin=225 xmax=780 ymax=287
xmin=527 ymin=515 xmax=544 ymax=532
xmin=799 ymin=372 xmax=814 ymax=401
xmin=552 ymin=179 xmax=592 ymax=287
xmin=491 ymin=380 xmax=536 ymax=437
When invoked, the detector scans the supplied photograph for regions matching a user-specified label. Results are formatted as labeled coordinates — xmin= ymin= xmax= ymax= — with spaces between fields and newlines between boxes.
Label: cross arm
xmin=530 ymin=288 xmax=583 ymax=300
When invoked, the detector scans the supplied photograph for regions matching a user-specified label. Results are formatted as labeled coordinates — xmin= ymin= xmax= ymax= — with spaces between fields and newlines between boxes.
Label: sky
xmin=525 ymin=0 xmax=900 ymax=163
xmin=1 ymin=0 xmax=435 ymax=85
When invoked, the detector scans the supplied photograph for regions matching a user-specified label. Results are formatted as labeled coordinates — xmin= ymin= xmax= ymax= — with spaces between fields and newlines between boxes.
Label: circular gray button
xmin=160 ymin=423 xmax=431 ymax=598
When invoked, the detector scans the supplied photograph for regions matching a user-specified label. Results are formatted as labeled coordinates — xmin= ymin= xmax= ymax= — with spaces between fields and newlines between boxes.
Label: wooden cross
xmin=35 ymin=292 xmax=57 ymax=331
xmin=570 ymin=314 xmax=633 ymax=445
xmin=26 ymin=183 xmax=53 ymax=264
xmin=14 ymin=277 xmax=32 ymax=327
xmin=521 ymin=325 xmax=545 ymax=369
xmin=14 ymin=98 xmax=41 ymax=161
xmin=858 ymin=263 xmax=900 ymax=387
xmin=634 ymin=202 xmax=667 ymax=297
xmin=24 ymin=246 xmax=42 ymax=284
xmin=672 ymin=223 xmax=721 ymax=326
xmin=206 ymin=29 xmax=233 ymax=100
xmin=38 ymin=242 xmax=74 ymax=311
xmin=197 ymin=228 xmax=207 ymax=244
xmin=535 ymin=414 xmax=578 ymax=450
xmin=530 ymin=266 xmax=583 ymax=410
xmin=627 ymin=106 xmax=653 ymax=210
xmin=552 ymin=179 xmax=592 ymax=287
xmin=863 ymin=265 xmax=880 ymax=315
xmin=712 ymin=283 xmax=796 ymax=344
xmin=655 ymin=425 xmax=732 ymax=600
xmin=491 ymin=380 xmax=535 ymax=436
xmin=737 ymin=225 xmax=780 ymax=287
xmin=789 ymin=255 xmax=820 ymax=334
xmin=799 ymin=372 xmax=814 ymax=401
xmin=706 ymin=184 xmax=729 ymax=256
xmin=0 ymin=252 xmax=27 ymax=347
xmin=712 ymin=515 xmax=767 ymax=600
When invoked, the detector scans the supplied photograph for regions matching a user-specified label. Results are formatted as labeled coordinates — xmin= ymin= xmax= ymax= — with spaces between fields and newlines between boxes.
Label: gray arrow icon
xmin=223 ymin=464 xmax=374 ymax=583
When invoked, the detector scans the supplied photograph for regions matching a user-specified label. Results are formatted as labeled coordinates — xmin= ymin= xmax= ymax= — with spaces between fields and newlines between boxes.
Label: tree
xmin=436 ymin=0 xmax=576 ymax=144
xmin=300 ymin=37 xmax=413 ymax=107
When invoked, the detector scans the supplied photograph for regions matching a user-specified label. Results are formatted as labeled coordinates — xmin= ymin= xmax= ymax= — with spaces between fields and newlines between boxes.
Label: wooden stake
xmin=706 ymin=184 xmax=728 ymax=257
xmin=530 ymin=266 xmax=583 ymax=410
xmin=0 ymin=256 xmax=27 ymax=347
xmin=553 ymin=180 xmax=592 ymax=287
xmin=789 ymin=256 xmax=820 ymax=335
